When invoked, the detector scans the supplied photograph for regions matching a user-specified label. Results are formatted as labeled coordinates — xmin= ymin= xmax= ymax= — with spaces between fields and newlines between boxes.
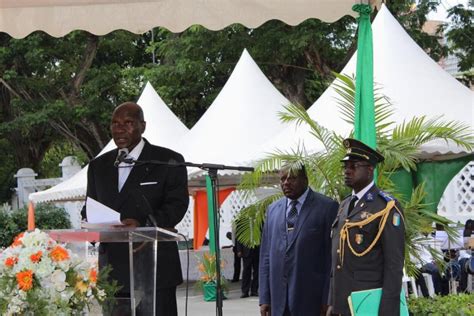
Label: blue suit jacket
xmin=259 ymin=188 xmax=338 ymax=316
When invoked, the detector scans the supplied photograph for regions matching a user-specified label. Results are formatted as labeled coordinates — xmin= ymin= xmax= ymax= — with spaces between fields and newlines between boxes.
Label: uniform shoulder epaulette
xmin=378 ymin=190 xmax=394 ymax=202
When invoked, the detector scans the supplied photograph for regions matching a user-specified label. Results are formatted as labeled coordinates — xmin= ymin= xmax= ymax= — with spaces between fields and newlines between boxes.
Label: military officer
xmin=327 ymin=139 xmax=405 ymax=316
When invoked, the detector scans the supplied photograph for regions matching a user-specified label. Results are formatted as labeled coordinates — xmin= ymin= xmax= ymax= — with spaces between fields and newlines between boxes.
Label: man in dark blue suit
xmin=259 ymin=165 xmax=338 ymax=316
xmin=85 ymin=102 xmax=189 ymax=315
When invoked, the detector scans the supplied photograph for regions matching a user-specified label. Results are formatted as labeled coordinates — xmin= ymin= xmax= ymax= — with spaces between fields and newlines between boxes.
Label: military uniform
xmin=328 ymin=139 xmax=405 ymax=316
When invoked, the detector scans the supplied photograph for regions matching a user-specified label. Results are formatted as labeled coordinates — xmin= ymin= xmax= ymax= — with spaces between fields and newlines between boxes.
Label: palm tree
xmin=235 ymin=73 xmax=473 ymax=275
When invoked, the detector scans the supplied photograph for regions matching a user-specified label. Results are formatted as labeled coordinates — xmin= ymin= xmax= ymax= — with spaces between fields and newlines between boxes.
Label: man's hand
xmin=121 ymin=218 xmax=140 ymax=227
xmin=325 ymin=305 xmax=333 ymax=316
xmin=237 ymin=251 xmax=243 ymax=258
xmin=260 ymin=304 xmax=271 ymax=316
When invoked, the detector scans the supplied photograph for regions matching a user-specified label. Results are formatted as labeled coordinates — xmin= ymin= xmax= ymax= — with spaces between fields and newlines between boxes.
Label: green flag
xmin=205 ymin=175 xmax=217 ymax=254
xmin=352 ymin=4 xmax=376 ymax=150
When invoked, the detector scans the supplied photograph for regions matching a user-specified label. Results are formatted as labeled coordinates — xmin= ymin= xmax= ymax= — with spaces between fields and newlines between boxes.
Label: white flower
xmin=50 ymin=269 xmax=67 ymax=291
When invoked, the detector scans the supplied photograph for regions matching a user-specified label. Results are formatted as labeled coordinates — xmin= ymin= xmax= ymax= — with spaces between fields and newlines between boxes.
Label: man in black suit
xmin=327 ymin=139 xmax=405 ymax=316
xmin=85 ymin=102 xmax=189 ymax=315
xmin=236 ymin=240 xmax=259 ymax=298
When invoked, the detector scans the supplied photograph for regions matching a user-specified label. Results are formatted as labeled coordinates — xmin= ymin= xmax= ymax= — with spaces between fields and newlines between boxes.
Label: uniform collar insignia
xmin=366 ymin=192 xmax=374 ymax=201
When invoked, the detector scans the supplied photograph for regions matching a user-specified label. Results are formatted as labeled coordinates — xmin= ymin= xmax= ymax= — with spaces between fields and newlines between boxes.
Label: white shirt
xmin=118 ymin=139 xmax=145 ymax=191
xmin=286 ymin=187 xmax=310 ymax=217
xmin=351 ymin=180 xmax=375 ymax=208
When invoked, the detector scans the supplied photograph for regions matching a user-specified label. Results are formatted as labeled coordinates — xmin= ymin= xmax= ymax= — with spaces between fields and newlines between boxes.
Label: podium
xmin=47 ymin=227 xmax=183 ymax=315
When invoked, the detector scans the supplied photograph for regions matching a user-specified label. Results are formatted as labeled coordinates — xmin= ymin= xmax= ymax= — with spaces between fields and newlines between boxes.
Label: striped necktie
xmin=287 ymin=200 xmax=298 ymax=231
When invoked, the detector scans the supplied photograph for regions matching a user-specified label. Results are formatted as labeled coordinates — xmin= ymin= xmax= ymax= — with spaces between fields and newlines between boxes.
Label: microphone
xmin=114 ymin=148 xmax=129 ymax=167
xmin=136 ymin=189 xmax=158 ymax=228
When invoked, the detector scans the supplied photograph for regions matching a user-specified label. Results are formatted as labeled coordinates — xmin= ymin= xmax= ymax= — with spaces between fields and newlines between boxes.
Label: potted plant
xmin=196 ymin=252 xmax=228 ymax=301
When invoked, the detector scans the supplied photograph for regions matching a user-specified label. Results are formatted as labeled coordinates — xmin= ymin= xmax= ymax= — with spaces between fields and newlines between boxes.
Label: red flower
xmin=5 ymin=256 xmax=18 ymax=268
xmin=49 ymin=245 xmax=69 ymax=262
xmin=16 ymin=270 xmax=34 ymax=291
xmin=11 ymin=232 xmax=25 ymax=247
xmin=30 ymin=250 xmax=43 ymax=263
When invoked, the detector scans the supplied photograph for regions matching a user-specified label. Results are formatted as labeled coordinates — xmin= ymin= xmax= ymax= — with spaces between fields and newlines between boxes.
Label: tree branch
xmin=70 ymin=33 xmax=99 ymax=103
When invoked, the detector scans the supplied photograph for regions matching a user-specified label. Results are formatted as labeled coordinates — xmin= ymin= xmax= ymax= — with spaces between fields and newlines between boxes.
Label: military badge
xmin=360 ymin=211 xmax=371 ymax=220
xmin=355 ymin=233 xmax=364 ymax=245
xmin=392 ymin=213 xmax=401 ymax=227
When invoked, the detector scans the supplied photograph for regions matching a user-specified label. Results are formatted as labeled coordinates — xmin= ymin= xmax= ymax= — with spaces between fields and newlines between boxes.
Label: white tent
xmin=0 ymin=0 xmax=381 ymax=38
xmin=177 ymin=49 xmax=291 ymax=176
xmin=29 ymin=82 xmax=189 ymax=203
xmin=243 ymin=4 xmax=473 ymax=164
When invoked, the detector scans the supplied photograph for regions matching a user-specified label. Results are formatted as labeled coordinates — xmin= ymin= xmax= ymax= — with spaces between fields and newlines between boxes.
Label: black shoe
xmin=240 ymin=293 xmax=249 ymax=298
xmin=250 ymin=292 xmax=258 ymax=297
xmin=231 ymin=279 xmax=239 ymax=283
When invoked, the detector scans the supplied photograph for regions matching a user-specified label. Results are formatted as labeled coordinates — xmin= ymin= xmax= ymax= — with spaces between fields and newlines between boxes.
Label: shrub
xmin=0 ymin=203 xmax=71 ymax=248
xmin=408 ymin=293 xmax=474 ymax=315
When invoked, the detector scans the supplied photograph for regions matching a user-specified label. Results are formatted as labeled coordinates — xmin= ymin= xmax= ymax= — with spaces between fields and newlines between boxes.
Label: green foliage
xmin=0 ymin=139 xmax=17 ymax=204
xmin=97 ymin=265 xmax=122 ymax=315
xmin=446 ymin=1 xmax=474 ymax=85
xmin=408 ymin=293 xmax=474 ymax=315
xmin=0 ymin=203 xmax=71 ymax=248
xmin=38 ymin=141 xmax=86 ymax=178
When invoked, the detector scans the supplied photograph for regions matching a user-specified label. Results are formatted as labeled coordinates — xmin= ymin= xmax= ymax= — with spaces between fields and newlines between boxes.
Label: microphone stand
xmin=121 ymin=157 xmax=253 ymax=316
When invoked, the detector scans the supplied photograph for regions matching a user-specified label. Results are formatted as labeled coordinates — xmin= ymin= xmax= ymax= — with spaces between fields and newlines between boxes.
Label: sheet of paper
xmin=85 ymin=197 xmax=122 ymax=226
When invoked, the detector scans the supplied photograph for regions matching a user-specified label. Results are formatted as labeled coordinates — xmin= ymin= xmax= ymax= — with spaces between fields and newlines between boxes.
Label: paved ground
xmin=177 ymin=280 xmax=260 ymax=316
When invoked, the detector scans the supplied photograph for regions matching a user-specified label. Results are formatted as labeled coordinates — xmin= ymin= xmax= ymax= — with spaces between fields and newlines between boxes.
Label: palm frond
xmin=392 ymin=116 xmax=474 ymax=151
xmin=278 ymin=103 xmax=340 ymax=154
xmin=333 ymin=73 xmax=395 ymax=133
xmin=239 ymin=146 xmax=308 ymax=194
xmin=234 ymin=193 xmax=282 ymax=247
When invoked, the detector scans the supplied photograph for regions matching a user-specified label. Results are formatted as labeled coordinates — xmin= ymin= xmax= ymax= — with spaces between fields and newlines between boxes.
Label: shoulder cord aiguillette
xmin=338 ymin=201 xmax=405 ymax=266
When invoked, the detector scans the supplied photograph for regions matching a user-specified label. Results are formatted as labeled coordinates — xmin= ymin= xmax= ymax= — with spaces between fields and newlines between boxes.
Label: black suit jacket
xmin=85 ymin=139 xmax=189 ymax=292
xmin=329 ymin=185 xmax=405 ymax=316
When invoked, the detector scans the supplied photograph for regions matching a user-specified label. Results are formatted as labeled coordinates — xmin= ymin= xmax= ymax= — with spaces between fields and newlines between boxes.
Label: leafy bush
xmin=0 ymin=203 xmax=71 ymax=248
xmin=408 ymin=293 xmax=474 ymax=315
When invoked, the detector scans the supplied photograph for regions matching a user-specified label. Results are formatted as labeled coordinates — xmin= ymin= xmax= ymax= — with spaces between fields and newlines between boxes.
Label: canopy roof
xmin=247 ymin=4 xmax=473 ymax=163
xmin=1 ymin=0 xmax=381 ymax=38
xmin=176 ymin=49 xmax=290 ymax=175
xmin=29 ymin=82 xmax=189 ymax=202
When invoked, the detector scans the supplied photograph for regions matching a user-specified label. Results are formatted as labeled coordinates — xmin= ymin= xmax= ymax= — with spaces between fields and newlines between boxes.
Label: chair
xmin=402 ymin=269 xmax=418 ymax=298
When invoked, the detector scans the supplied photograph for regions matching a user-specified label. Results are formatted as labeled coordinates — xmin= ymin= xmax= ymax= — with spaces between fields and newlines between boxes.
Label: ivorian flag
xmin=193 ymin=186 xmax=234 ymax=251
xmin=353 ymin=4 xmax=376 ymax=150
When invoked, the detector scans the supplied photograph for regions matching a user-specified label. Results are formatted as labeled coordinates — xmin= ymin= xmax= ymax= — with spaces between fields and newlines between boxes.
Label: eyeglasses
xmin=342 ymin=162 xmax=372 ymax=170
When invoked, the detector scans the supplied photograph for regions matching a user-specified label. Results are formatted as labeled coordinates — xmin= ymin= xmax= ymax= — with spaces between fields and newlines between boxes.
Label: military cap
xmin=341 ymin=138 xmax=384 ymax=165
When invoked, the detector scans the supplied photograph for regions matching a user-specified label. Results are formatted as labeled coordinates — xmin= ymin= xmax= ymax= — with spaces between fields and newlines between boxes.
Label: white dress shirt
xmin=118 ymin=139 xmax=145 ymax=191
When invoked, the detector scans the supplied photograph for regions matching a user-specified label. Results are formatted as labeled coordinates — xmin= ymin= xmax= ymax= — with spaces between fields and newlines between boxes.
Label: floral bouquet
xmin=0 ymin=229 xmax=117 ymax=315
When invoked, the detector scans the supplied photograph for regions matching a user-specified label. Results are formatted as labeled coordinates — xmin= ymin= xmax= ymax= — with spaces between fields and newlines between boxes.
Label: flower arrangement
xmin=0 ymin=229 xmax=117 ymax=315
xmin=196 ymin=252 xmax=228 ymax=301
